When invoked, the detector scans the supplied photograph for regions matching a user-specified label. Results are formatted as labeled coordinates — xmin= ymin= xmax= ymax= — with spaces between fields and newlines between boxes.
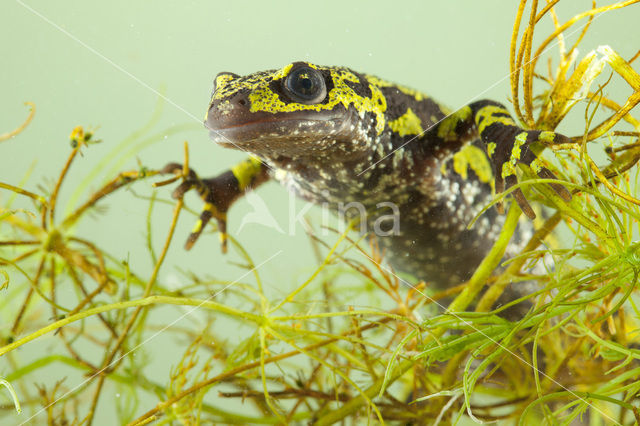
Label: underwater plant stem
xmin=534 ymin=0 xmax=560 ymax=24
xmin=534 ymin=179 xmax=613 ymax=246
xmin=270 ymin=326 xmax=385 ymax=423
xmin=0 ymin=102 xmax=35 ymax=142
xmin=447 ymin=204 xmax=522 ymax=313
xmin=373 ymin=206 xmax=522 ymax=420
xmin=10 ymin=257 xmax=46 ymax=335
xmin=128 ymin=316 xmax=395 ymax=425
xmin=509 ymin=0 xmax=527 ymax=124
xmin=522 ymin=0 xmax=538 ymax=126
xmin=84 ymin=198 xmax=183 ymax=425
xmin=270 ymin=223 xmax=353 ymax=313
xmin=584 ymin=89 xmax=640 ymax=143
xmin=0 ymin=295 xmax=262 ymax=357
xmin=61 ymin=170 xmax=153 ymax=229
xmin=313 ymin=359 xmax=413 ymax=426
xmin=475 ymin=211 xmax=562 ymax=312
xmin=47 ymin=146 xmax=79 ymax=229
xmin=52 ymin=243 xmax=112 ymax=293
xmin=64 ymin=260 xmax=119 ymax=339
xmin=581 ymin=46 xmax=640 ymax=140
xmin=533 ymin=0 xmax=640 ymax=75
xmin=0 ymin=378 xmax=21 ymax=413
xmin=0 ymin=182 xmax=48 ymax=206
xmin=586 ymin=154 xmax=640 ymax=207
xmin=519 ymin=391 xmax=640 ymax=425
xmin=258 ymin=328 xmax=287 ymax=424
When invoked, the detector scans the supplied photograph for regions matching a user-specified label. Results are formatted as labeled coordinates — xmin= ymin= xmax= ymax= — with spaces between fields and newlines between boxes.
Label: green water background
xmin=1 ymin=0 xmax=639 ymax=422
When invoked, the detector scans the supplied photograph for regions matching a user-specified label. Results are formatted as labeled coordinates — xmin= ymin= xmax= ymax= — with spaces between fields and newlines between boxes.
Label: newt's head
xmin=205 ymin=61 xmax=387 ymax=159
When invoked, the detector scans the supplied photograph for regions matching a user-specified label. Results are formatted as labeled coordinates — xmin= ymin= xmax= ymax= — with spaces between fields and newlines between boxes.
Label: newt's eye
xmin=284 ymin=66 xmax=326 ymax=104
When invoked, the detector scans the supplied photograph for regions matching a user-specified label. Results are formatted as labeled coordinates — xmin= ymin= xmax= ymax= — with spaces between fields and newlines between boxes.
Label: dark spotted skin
xmin=164 ymin=61 xmax=571 ymax=297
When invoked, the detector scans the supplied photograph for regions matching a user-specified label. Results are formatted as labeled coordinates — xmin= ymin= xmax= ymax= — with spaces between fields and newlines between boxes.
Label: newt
xmin=163 ymin=61 xmax=570 ymax=301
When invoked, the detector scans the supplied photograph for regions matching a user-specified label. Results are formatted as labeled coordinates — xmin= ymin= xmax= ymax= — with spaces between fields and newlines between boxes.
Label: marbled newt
xmin=163 ymin=61 xmax=570 ymax=294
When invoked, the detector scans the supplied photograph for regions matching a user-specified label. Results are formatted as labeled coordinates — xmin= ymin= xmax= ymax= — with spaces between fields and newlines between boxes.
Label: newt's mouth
xmin=206 ymin=118 xmax=340 ymax=147
xmin=204 ymin=93 xmax=357 ymax=156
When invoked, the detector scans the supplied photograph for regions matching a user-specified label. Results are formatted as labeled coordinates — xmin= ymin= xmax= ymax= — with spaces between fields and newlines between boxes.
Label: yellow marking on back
xmin=437 ymin=106 xmax=472 ymax=141
xmin=452 ymin=144 xmax=494 ymax=185
xmin=388 ymin=108 xmax=423 ymax=137
xmin=366 ymin=75 xmax=429 ymax=102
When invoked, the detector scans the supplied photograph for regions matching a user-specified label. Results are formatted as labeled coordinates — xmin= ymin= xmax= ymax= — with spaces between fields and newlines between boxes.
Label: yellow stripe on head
xmin=238 ymin=64 xmax=389 ymax=135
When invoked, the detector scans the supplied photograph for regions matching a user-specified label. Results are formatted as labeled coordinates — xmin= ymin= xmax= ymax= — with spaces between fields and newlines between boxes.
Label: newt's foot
xmin=485 ymin=128 xmax=572 ymax=219
xmin=161 ymin=162 xmax=230 ymax=252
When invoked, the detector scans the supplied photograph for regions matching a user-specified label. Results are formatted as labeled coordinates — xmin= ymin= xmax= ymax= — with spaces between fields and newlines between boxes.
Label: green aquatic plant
xmin=2 ymin=1 xmax=640 ymax=424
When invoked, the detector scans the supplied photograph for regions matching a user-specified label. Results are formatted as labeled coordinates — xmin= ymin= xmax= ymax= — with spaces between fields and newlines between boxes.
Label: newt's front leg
xmin=437 ymin=99 xmax=572 ymax=218
xmin=162 ymin=155 xmax=269 ymax=252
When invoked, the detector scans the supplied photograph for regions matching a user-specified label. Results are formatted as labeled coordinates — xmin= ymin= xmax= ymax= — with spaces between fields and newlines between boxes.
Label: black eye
xmin=283 ymin=66 xmax=327 ymax=104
